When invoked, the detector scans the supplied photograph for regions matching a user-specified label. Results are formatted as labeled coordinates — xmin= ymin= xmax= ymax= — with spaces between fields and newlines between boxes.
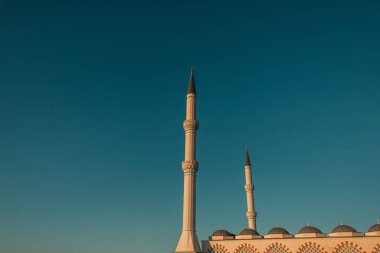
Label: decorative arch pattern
xmin=264 ymin=242 xmax=291 ymax=253
xmin=297 ymin=242 xmax=327 ymax=253
xmin=234 ymin=243 xmax=259 ymax=253
xmin=372 ymin=244 xmax=380 ymax=253
xmin=208 ymin=244 xmax=230 ymax=253
xmin=333 ymin=241 xmax=365 ymax=253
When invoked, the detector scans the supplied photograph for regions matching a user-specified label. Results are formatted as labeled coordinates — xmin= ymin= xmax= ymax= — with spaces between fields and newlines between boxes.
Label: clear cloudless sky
xmin=0 ymin=0 xmax=379 ymax=252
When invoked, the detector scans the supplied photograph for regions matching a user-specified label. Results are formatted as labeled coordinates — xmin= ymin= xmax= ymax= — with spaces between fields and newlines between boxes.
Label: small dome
xmin=212 ymin=229 xmax=233 ymax=236
xmin=332 ymin=224 xmax=357 ymax=233
xmin=268 ymin=227 xmax=290 ymax=235
xmin=298 ymin=226 xmax=322 ymax=234
xmin=368 ymin=223 xmax=380 ymax=232
xmin=239 ymin=228 xmax=260 ymax=235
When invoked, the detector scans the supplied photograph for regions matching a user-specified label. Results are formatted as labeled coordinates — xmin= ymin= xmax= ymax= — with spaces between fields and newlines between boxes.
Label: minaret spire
xmin=245 ymin=145 xmax=251 ymax=166
xmin=175 ymin=67 xmax=201 ymax=253
xmin=244 ymin=146 xmax=257 ymax=230
xmin=187 ymin=65 xmax=196 ymax=94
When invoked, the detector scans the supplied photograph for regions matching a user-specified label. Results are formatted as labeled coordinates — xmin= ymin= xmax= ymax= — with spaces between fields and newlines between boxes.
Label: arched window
xmin=372 ymin=244 xmax=380 ymax=253
xmin=235 ymin=243 xmax=259 ymax=253
xmin=297 ymin=242 xmax=326 ymax=253
xmin=333 ymin=241 xmax=364 ymax=253
xmin=208 ymin=244 xmax=229 ymax=253
xmin=264 ymin=243 xmax=291 ymax=253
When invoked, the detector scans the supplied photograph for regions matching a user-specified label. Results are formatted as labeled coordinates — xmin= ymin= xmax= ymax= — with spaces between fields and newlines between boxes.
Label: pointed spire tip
xmin=187 ymin=65 xmax=196 ymax=94
xmin=245 ymin=146 xmax=251 ymax=166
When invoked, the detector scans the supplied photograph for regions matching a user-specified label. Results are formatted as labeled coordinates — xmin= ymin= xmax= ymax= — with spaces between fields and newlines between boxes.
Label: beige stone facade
xmin=202 ymin=235 xmax=380 ymax=253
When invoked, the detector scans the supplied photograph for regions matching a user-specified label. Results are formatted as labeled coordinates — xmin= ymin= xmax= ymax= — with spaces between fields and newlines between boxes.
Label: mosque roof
xmin=368 ymin=223 xmax=380 ymax=232
xmin=268 ymin=227 xmax=290 ymax=235
xmin=212 ymin=229 xmax=234 ymax=236
xmin=298 ymin=226 xmax=323 ymax=234
xmin=239 ymin=228 xmax=260 ymax=235
xmin=331 ymin=224 xmax=357 ymax=233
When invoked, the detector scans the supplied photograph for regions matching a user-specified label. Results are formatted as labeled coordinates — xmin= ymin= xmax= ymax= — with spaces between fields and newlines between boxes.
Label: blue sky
xmin=0 ymin=1 xmax=379 ymax=253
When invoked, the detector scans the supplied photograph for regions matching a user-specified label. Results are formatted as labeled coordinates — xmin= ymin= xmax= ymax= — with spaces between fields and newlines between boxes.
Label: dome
xmin=212 ymin=229 xmax=233 ymax=236
xmin=332 ymin=224 xmax=357 ymax=233
xmin=268 ymin=227 xmax=290 ymax=235
xmin=368 ymin=223 xmax=380 ymax=232
xmin=298 ymin=226 xmax=322 ymax=234
xmin=239 ymin=228 xmax=260 ymax=235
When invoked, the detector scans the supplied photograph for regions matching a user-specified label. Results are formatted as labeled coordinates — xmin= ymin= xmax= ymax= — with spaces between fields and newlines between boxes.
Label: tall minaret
xmin=175 ymin=67 xmax=201 ymax=253
xmin=244 ymin=147 xmax=257 ymax=230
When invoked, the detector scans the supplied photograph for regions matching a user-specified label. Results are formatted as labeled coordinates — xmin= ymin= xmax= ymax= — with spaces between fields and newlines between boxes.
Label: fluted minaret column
xmin=175 ymin=67 xmax=201 ymax=253
xmin=244 ymin=147 xmax=257 ymax=230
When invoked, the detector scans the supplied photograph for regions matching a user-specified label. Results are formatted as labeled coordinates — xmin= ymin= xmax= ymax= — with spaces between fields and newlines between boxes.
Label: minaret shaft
xmin=245 ymin=167 xmax=254 ymax=210
xmin=175 ymin=70 xmax=201 ymax=253
xmin=185 ymin=96 xmax=196 ymax=161
xmin=245 ymin=150 xmax=257 ymax=230
xmin=182 ymin=173 xmax=196 ymax=230
xmin=186 ymin=95 xmax=196 ymax=120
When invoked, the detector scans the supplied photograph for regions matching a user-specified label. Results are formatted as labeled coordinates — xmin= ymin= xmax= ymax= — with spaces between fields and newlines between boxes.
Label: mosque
xmin=173 ymin=68 xmax=380 ymax=253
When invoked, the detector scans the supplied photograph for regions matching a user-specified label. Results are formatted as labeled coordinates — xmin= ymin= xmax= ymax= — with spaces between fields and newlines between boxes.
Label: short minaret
xmin=175 ymin=67 xmax=201 ymax=253
xmin=244 ymin=147 xmax=257 ymax=230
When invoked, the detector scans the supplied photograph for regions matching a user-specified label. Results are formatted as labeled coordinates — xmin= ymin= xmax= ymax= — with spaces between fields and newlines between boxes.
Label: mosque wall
xmin=202 ymin=237 xmax=380 ymax=253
